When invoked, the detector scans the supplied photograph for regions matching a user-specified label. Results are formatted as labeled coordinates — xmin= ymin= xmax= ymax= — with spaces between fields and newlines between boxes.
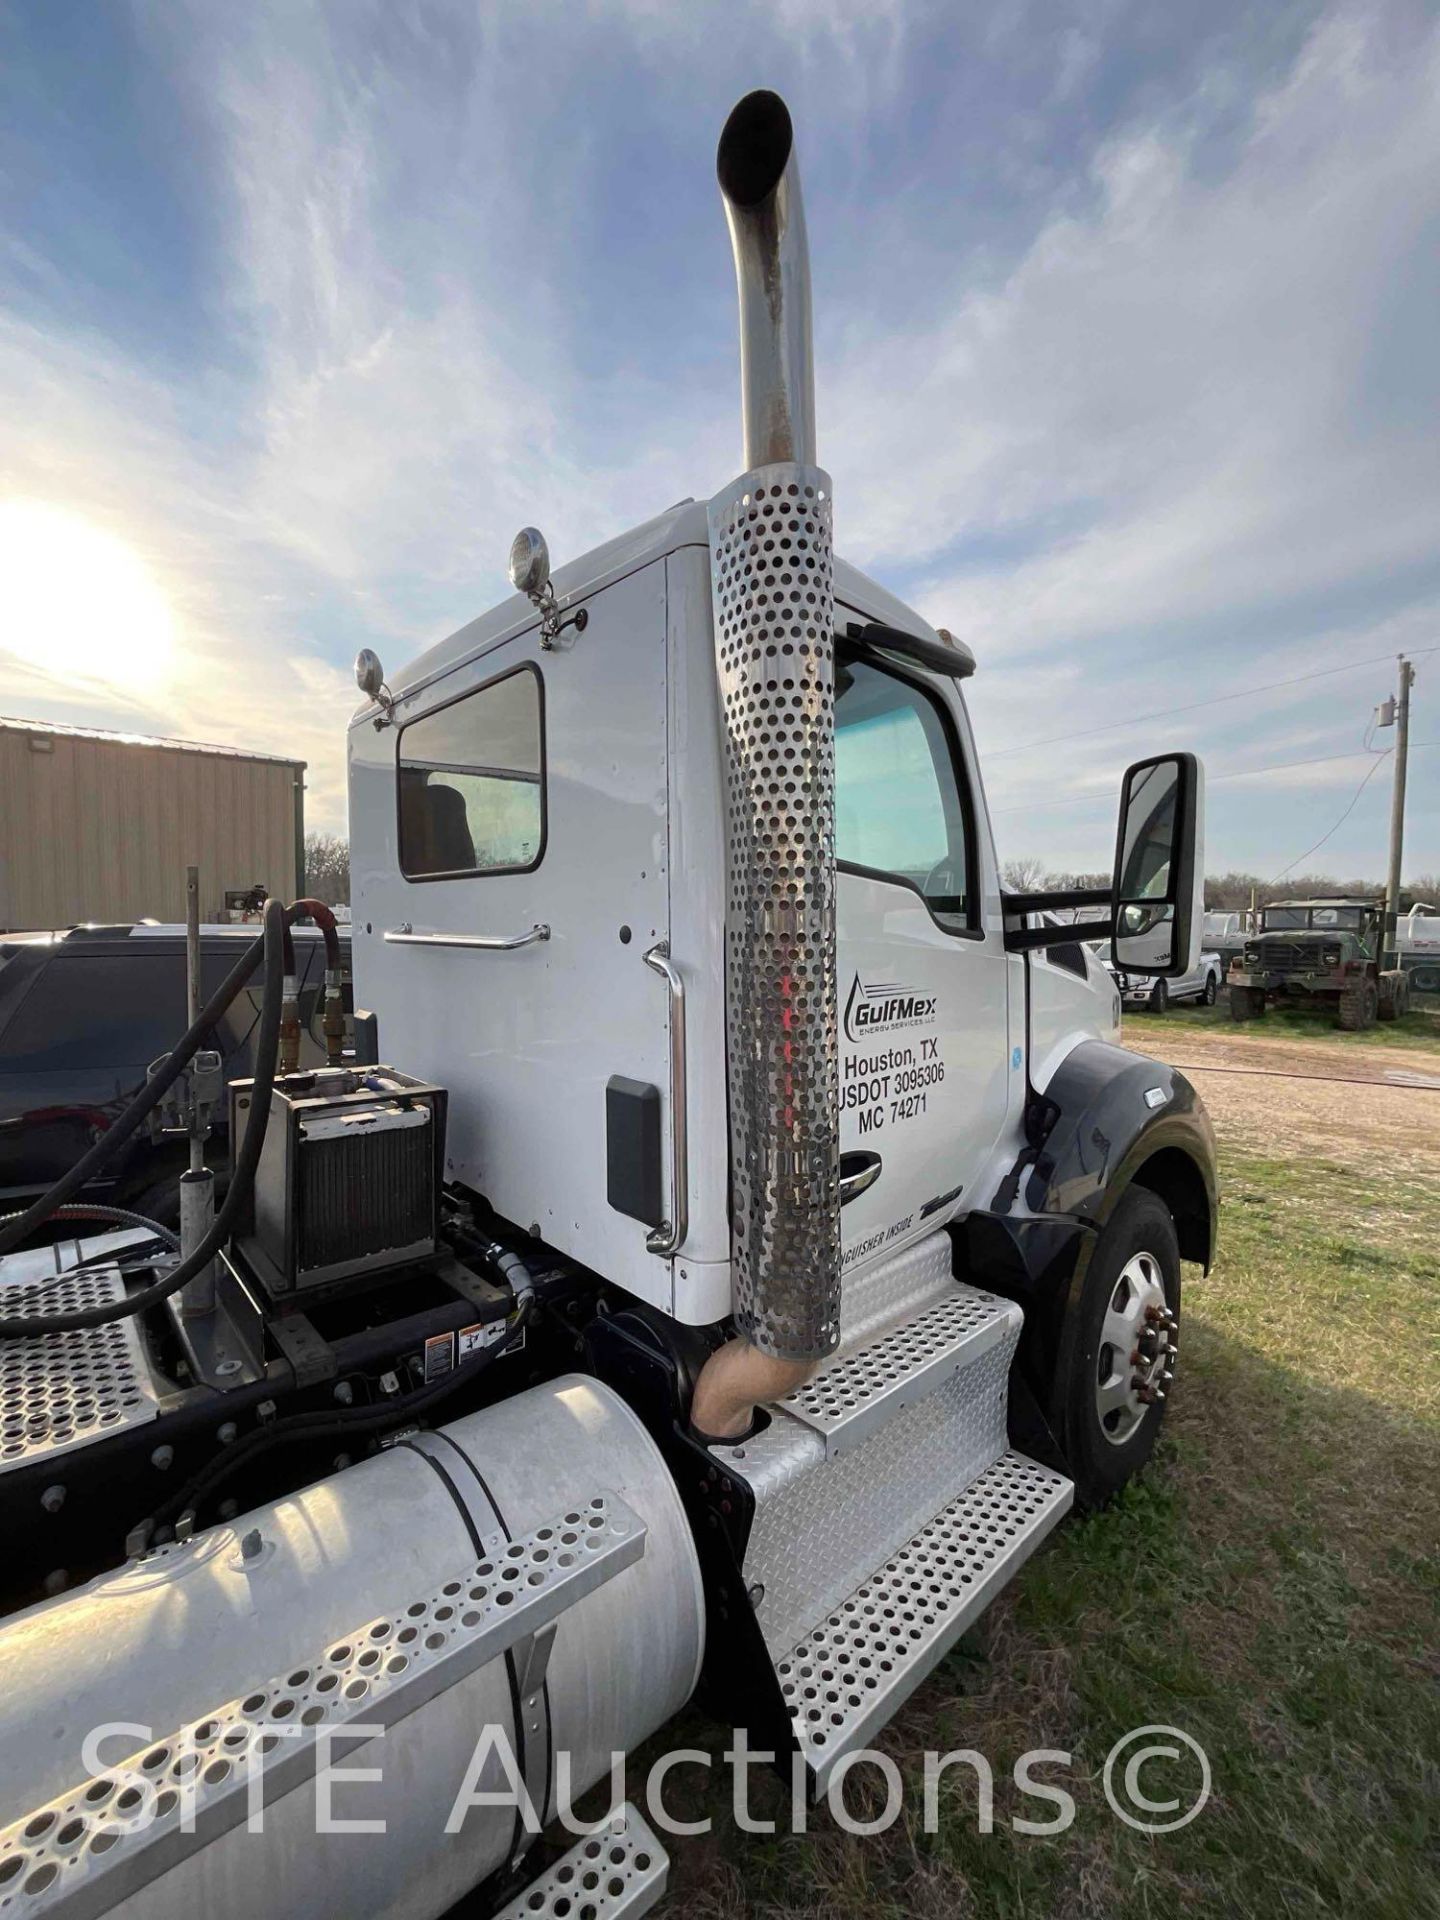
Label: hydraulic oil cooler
xmin=231 ymin=1066 xmax=446 ymax=1296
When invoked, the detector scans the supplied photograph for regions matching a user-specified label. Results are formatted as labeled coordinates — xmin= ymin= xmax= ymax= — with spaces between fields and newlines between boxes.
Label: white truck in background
xmin=1397 ymin=903 xmax=1440 ymax=994
xmin=0 ymin=91 xmax=1216 ymax=1920
xmin=1102 ymin=940 xmax=1224 ymax=1011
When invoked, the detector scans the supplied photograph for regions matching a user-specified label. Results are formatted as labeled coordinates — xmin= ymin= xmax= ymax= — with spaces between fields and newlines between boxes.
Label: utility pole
xmin=1381 ymin=654 xmax=1416 ymax=967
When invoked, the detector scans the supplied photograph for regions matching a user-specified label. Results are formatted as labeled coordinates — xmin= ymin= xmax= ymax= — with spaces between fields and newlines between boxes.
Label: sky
xmin=1 ymin=0 xmax=1437 ymax=881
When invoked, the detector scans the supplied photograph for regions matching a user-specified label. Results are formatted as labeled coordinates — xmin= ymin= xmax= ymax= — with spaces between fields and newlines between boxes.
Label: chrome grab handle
xmin=838 ymin=1150 xmax=882 ymax=1206
xmin=384 ymin=924 xmax=550 ymax=950
xmin=642 ymin=942 xmax=688 ymax=1258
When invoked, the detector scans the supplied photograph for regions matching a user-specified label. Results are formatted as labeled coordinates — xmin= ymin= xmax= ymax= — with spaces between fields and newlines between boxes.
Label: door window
xmin=397 ymin=664 xmax=544 ymax=879
xmin=834 ymin=654 xmax=974 ymax=931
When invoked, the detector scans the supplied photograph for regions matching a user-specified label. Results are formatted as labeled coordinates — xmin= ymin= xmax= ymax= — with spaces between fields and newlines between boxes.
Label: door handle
xmin=839 ymin=1150 xmax=882 ymax=1206
xmin=384 ymin=924 xmax=550 ymax=950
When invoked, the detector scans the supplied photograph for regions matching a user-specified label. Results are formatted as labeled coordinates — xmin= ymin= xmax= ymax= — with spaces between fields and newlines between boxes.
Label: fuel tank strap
xmin=402 ymin=1431 xmax=555 ymax=1852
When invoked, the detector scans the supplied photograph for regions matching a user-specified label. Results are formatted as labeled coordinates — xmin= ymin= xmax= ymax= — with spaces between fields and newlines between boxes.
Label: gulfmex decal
xmin=843 ymin=972 xmax=937 ymax=1042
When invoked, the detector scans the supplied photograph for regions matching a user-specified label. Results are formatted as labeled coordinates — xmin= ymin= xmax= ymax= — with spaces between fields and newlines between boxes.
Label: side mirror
xmin=1111 ymin=752 xmax=1204 ymax=976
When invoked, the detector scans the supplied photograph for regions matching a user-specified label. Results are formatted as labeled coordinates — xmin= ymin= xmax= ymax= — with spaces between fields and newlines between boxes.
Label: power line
xmin=989 ymin=742 xmax=1437 ymax=818
xmin=1273 ymin=750 xmax=1392 ymax=882
xmin=986 ymin=644 xmax=1438 ymax=759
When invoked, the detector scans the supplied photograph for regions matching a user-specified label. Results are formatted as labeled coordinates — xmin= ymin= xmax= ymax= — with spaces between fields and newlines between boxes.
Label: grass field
xmin=1139 ymin=995 xmax=1440 ymax=1054
xmin=639 ymin=1024 xmax=1440 ymax=1918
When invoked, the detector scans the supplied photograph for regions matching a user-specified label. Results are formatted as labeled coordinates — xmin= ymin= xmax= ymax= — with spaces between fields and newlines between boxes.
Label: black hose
xmin=0 ymin=926 xmax=271 ymax=1257
xmin=0 ymin=899 xmax=287 ymax=1337
xmin=144 ymin=1289 xmax=535 ymax=1540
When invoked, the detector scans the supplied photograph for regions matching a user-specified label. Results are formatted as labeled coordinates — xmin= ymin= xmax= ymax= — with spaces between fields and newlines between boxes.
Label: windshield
xmin=1262 ymin=907 xmax=1367 ymax=932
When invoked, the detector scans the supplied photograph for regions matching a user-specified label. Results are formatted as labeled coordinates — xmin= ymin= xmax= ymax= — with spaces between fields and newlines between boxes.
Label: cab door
xmin=833 ymin=642 xmax=1011 ymax=1276
xmin=350 ymin=559 xmax=675 ymax=1312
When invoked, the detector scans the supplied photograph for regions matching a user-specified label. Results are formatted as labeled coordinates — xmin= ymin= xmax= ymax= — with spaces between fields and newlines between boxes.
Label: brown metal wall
xmin=0 ymin=728 xmax=303 ymax=931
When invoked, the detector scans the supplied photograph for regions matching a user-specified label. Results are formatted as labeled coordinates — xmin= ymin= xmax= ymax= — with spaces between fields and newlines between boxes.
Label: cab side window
xmin=834 ymin=653 xmax=975 ymax=932
xmin=397 ymin=665 xmax=545 ymax=880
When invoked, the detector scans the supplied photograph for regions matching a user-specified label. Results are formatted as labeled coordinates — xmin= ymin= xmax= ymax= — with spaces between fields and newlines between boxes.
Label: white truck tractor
xmin=0 ymin=93 xmax=1215 ymax=1919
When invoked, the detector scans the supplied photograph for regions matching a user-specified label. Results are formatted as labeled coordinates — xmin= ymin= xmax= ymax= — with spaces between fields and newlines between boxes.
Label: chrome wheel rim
xmin=1095 ymin=1251 xmax=1176 ymax=1446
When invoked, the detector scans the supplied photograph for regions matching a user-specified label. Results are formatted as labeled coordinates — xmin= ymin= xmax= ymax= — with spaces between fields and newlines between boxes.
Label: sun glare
xmin=0 ymin=499 xmax=177 ymax=691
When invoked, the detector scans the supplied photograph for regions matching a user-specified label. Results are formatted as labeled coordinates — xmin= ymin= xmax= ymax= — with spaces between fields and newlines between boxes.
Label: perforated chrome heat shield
xmin=708 ymin=463 xmax=840 ymax=1361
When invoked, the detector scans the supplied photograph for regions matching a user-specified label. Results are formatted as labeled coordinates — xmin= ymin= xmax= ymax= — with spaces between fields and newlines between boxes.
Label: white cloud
xmin=826 ymin=6 xmax=1439 ymax=646
xmin=1 ymin=0 xmax=1435 ymax=880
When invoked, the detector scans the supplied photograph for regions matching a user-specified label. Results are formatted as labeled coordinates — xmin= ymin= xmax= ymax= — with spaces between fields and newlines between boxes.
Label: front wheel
xmin=1203 ymin=972 xmax=1218 ymax=1007
xmin=1337 ymin=978 xmax=1378 ymax=1031
xmin=1151 ymin=978 xmax=1169 ymax=1015
xmin=1230 ymin=985 xmax=1264 ymax=1020
xmin=1052 ymin=1187 xmax=1181 ymax=1509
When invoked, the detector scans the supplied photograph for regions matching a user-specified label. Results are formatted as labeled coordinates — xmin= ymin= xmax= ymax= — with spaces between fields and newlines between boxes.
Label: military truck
xmin=1228 ymin=896 xmax=1410 ymax=1028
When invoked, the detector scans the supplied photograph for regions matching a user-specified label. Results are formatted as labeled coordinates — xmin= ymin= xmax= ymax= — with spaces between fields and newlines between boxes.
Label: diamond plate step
xmin=0 ymin=1265 xmax=161 ymax=1473
xmin=778 ymin=1286 xmax=1017 ymax=1459
xmin=494 ymin=1803 xmax=668 ymax=1919
xmin=779 ymin=1452 xmax=1072 ymax=1793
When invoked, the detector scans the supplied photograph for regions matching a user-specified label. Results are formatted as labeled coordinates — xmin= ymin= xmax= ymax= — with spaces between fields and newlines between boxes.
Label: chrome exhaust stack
xmin=716 ymin=90 xmax=817 ymax=469
xmin=695 ymin=91 xmax=840 ymax=1423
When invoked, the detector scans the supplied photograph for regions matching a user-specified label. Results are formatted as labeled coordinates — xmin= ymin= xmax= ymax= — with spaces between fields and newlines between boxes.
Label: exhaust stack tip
xmin=717 ymin=90 xmax=794 ymax=209
xmin=715 ymin=88 xmax=816 ymax=470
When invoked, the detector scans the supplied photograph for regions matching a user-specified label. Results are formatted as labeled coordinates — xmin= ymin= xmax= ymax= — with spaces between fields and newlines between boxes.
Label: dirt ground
xmin=1121 ymin=1017 xmax=1440 ymax=1177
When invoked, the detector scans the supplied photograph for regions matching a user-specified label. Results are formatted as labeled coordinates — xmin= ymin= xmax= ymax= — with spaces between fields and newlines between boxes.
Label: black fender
xmin=1024 ymin=1040 xmax=1217 ymax=1265
xmin=958 ymin=1039 xmax=1216 ymax=1434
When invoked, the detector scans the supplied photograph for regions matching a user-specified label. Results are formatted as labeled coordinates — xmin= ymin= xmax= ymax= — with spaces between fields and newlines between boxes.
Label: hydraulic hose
xmin=0 ymin=898 xmax=287 ymax=1337
xmin=290 ymin=899 xmax=342 ymax=971
xmin=291 ymin=899 xmax=346 ymax=1064
xmin=0 ymin=923 xmax=273 ymax=1258
xmin=144 ymin=1283 xmax=536 ymax=1541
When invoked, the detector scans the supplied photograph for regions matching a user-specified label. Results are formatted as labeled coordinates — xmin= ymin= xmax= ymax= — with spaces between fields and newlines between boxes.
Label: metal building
xmin=0 ymin=716 xmax=304 ymax=931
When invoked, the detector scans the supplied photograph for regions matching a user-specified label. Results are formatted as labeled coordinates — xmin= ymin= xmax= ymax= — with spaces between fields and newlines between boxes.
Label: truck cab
xmin=350 ymin=529 xmax=1209 ymax=1340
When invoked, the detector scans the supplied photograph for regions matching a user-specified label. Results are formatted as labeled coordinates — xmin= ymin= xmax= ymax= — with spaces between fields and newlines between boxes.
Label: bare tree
xmin=999 ymin=856 xmax=1047 ymax=893
xmin=303 ymin=831 xmax=350 ymax=906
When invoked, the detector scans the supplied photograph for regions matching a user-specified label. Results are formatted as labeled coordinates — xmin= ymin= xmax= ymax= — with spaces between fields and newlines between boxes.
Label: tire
xmin=1378 ymin=971 xmax=1409 ymax=1022
xmin=1151 ymin=978 xmax=1168 ymax=1015
xmin=1052 ymin=1187 xmax=1181 ymax=1510
xmin=1230 ymin=985 xmax=1263 ymax=1021
xmin=1202 ymin=973 xmax=1218 ymax=1007
xmin=1337 ymin=978 xmax=1378 ymax=1031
